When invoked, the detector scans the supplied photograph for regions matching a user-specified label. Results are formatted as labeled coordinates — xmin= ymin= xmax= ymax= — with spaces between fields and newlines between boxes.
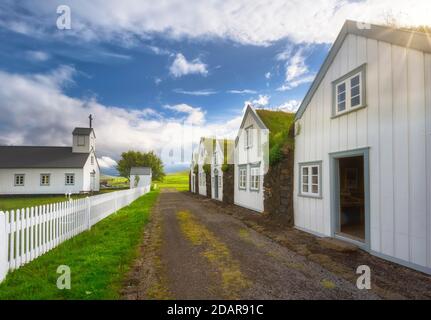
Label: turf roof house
xmin=210 ymin=138 xmax=234 ymax=202
xmin=294 ymin=20 xmax=431 ymax=274
xmin=234 ymin=105 xmax=295 ymax=214
xmin=196 ymin=137 xmax=214 ymax=197
xmin=0 ymin=125 xmax=100 ymax=195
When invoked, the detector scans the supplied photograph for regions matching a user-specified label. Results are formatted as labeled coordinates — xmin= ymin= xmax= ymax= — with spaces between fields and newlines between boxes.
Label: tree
xmin=116 ymin=150 xmax=165 ymax=181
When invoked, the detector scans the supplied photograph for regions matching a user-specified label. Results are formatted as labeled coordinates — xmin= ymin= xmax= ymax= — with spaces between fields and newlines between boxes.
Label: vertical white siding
xmin=294 ymin=33 xmax=431 ymax=271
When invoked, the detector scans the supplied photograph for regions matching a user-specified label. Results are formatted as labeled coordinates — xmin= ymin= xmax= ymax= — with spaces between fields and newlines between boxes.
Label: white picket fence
xmin=0 ymin=187 xmax=149 ymax=283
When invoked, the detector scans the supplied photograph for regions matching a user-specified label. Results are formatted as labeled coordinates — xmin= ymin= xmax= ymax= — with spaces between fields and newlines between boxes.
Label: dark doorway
xmin=337 ymin=156 xmax=365 ymax=241
xmin=214 ymin=169 xmax=219 ymax=199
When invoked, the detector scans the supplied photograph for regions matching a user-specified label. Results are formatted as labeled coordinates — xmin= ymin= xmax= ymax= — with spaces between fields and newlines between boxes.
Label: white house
xmin=129 ymin=167 xmax=152 ymax=193
xmin=294 ymin=20 xmax=431 ymax=274
xmin=197 ymin=137 xmax=213 ymax=197
xmin=190 ymin=151 xmax=198 ymax=193
xmin=210 ymin=139 xmax=234 ymax=202
xmin=0 ymin=125 xmax=100 ymax=195
xmin=234 ymin=106 xmax=269 ymax=212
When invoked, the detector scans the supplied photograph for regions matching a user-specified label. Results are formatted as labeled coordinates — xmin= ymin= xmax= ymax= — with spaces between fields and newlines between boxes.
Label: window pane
xmin=303 ymin=175 xmax=308 ymax=183
xmin=312 ymin=166 xmax=318 ymax=175
xmin=338 ymin=92 xmax=346 ymax=102
xmin=351 ymin=95 xmax=360 ymax=107
xmin=337 ymin=82 xmax=346 ymax=94
xmin=338 ymin=101 xmax=346 ymax=112
xmin=312 ymin=185 xmax=318 ymax=194
xmin=302 ymin=167 xmax=308 ymax=176
xmin=351 ymin=85 xmax=360 ymax=97
xmin=351 ymin=75 xmax=360 ymax=87
xmin=302 ymin=184 xmax=308 ymax=193
xmin=312 ymin=176 xmax=318 ymax=184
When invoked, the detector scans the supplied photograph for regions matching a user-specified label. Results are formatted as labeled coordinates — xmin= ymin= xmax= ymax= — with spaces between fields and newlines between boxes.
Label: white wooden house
xmin=210 ymin=139 xmax=234 ymax=202
xmin=130 ymin=167 xmax=152 ymax=193
xmin=294 ymin=20 xmax=431 ymax=274
xmin=190 ymin=151 xmax=198 ymax=193
xmin=234 ymin=106 xmax=269 ymax=212
xmin=197 ymin=137 xmax=213 ymax=197
xmin=0 ymin=125 xmax=100 ymax=195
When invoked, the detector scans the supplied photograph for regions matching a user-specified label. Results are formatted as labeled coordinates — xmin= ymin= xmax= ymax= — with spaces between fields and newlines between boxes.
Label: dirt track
xmin=122 ymin=189 xmax=379 ymax=300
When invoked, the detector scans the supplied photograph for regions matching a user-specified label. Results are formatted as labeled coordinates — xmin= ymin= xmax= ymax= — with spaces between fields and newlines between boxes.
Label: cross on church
xmin=89 ymin=114 xmax=93 ymax=128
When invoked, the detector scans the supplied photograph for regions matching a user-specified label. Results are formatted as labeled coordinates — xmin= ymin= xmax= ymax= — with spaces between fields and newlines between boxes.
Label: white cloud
xmin=4 ymin=1 xmax=430 ymax=46
xmin=245 ymin=94 xmax=270 ymax=108
xmin=265 ymin=72 xmax=271 ymax=79
xmin=173 ymin=88 xmax=217 ymax=96
xmin=169 ymin=53 xmax=208 ymax=77
xmin=276 ymin=46 xmax=316 ymax=91
xmin=154 ymin=77 xmax=162 ymax=85
xmin=98 ymin=156 xmax=118 ymax=169
xmin=275 ymin=100 xmax=301 ymax=112
xmin=228 ymin=89 xmax=257 ymax=94
xmin=0 ymin=67 xmax=238 ymax=166
xmin=164 ymin=104 xmax=206 ymax=125
xmin=26 ymin=50 xmax=50 ymax=62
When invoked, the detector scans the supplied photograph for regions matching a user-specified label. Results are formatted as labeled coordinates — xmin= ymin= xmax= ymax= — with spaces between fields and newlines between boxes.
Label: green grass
xmin=0 ymin=190 xmax=118 ymax=212
xmin=255 ymin=109 xmax=295 ymax=165
xmin=0 ymin=190 xmax=160 ymax=300
xmin=156 ymin=171 xmax=189 ymax=191
xmin=100 ymin=176 xmax=129 ymax=188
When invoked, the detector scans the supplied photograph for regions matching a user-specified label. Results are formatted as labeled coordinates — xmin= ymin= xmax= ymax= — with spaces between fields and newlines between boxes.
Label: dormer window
xmin=245 ymin=126 xmax=253 ymax=149
xmin=333 ymin=64 xmax=366 ymax=117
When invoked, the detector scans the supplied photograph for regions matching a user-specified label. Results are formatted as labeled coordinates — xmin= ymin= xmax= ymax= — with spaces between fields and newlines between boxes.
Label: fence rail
xmin=0 ymin=186 xmax=149 ymax=283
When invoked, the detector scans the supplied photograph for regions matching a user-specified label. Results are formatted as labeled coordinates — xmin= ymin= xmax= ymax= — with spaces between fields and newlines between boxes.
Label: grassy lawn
xmin=156 ymin=171 xmax=189 ymax=191
xmin=0 ymin=189 xmax=159 ymax=300
xmin=0 ymin=189 xmax=118 ymax=212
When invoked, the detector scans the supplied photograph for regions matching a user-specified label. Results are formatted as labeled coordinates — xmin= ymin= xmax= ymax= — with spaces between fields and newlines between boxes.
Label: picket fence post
xmin=86 ymin=197 xmax=91 ymax=230
xmin=0 ymin=212 xmax=8 ymax=283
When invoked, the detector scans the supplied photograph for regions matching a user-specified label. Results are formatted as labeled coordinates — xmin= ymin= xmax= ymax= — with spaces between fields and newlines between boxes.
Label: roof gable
xmin=295 ymin=20 xmax=431 ymax=120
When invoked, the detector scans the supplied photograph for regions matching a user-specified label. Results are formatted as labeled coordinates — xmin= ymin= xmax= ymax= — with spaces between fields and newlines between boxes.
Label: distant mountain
xmin=101 ymin=162 xmax=190 ymax=176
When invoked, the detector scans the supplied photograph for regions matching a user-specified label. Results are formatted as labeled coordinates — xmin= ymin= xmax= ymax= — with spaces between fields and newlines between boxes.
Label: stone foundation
xmin=263 ymin=145 xmax=294 ymax=226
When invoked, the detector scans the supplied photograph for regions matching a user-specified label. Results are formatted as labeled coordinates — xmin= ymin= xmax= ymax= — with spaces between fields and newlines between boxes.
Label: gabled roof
xmin=295 ymin=20 xmax=431 ymax=120
xmin=72 ymin=127 xmax=95 ymax=137
xmin=130 ymin=167 xmax=152 ymax=175
xmin=235 ymin=105 xmax=268 ymax=146
xmin=0 ymin=146 xmax=90 ymax=169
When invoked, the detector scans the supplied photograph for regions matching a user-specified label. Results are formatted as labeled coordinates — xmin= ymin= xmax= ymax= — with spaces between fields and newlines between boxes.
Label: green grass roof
xmin=255 ymin=109 xmax=295 ymax=165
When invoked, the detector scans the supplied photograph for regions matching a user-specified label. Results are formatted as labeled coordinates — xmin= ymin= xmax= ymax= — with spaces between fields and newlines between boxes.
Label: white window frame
xmin=333 ymin=64 xmax=366 ymax=117
xmin=40 ymin=174 xmax=51 ymax=186
xmin=238 ymin=166 xmax=247 ymax=190
xmin=249 ymin=166 xmax=260 ymax=191
xmin=299 ymin=162 xmax=321 ymax=198
xmin=14 ymin=174 xmax=25 ymax=186
xmin=65 ymin=173 xmax=75 ymax=186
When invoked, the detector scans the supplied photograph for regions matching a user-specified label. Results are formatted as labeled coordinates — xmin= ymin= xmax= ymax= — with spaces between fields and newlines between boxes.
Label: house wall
xmin=130 ymin=174 xmax=152 ymax=192
xmin=211 ymin=143 xmax=224 ymax=201
xmin=198 ymin=166 xmax=207 ymax=196
xmin=294 ymin=33 xmax=431 ymax=271
xmin=234 ymin=111 xmax=266 ymax=212
xmin=0 ymin=168 xmax=84 ymax=194
xmin=82 ymin=150 xmax=100 ymax=192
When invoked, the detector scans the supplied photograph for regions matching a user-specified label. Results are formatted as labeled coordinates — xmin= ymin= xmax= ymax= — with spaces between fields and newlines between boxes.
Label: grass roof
xmin=255 ymin=109 xmax=295 ymax=165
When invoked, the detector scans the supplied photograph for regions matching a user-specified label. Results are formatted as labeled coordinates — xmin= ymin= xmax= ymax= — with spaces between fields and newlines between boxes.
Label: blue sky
xmin=0 ymin=0 xmax=428 ymax=173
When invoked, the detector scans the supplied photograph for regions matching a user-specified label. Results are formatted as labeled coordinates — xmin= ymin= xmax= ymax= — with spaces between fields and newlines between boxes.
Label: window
xmin=299 ymin=163 xmax=321 ymax=197
xmin=14 ymin=174 xmax=24 ymax=186
xmin=218 ymin=177 xmax=222 ymax=188
xmin=40 ymin=174 xmax=50 ymax=186
xmin=333 ymin=65 xmax=365 ymax=116
xmin=65 ymin=174 xmax=75 ymax=185
xmin=91 ymin=156 xmax=94 ymax=165
xmin=250 ymin=166 xmax=260 ymax=191
xmin=213 ymin=152 xmax=217 ymax=165
xmin=238 ymin=166 xmax=247 ymax=189
xmin=77 ymin=135 xmax=85 ymax=146
xmin=244 ymin=126 xmax=253 ymax=149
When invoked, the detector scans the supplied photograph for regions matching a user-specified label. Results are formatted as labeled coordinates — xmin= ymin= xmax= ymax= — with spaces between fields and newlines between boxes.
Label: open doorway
xmin=337 ymin=156 xmax=365 ymax=241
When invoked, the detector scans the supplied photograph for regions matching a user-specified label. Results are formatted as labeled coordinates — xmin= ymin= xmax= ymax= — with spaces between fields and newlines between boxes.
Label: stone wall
xmin=222 ymin=165 xmax=234 ymax=204
xmin=263 ymin=145 xmax=294 ymax=226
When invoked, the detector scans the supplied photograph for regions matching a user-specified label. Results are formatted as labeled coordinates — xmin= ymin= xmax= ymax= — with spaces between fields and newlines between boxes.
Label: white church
xmin=0 ymin=117 xmax=100 ymax=195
